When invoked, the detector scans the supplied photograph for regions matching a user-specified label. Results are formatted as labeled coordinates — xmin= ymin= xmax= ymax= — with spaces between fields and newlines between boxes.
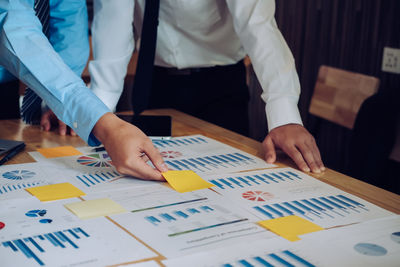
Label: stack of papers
xmin=0 ymin=134 xmax=398 ymax=267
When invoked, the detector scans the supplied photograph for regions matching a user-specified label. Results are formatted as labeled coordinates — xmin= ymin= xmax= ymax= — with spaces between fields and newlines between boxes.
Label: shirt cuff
xmin=62 ymin=86 xmax=111 ymax=146
xmin=265 ymin=97 xmax=303 ymax=131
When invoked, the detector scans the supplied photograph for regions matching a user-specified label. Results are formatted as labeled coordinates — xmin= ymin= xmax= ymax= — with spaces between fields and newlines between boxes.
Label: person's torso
xmin=133 ymin=0 xmax=245 ymax=68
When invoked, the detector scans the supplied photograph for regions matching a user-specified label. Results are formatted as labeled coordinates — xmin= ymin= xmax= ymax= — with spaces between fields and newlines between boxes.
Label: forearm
xmin=0 ymin=0 xmax=109 ymax=145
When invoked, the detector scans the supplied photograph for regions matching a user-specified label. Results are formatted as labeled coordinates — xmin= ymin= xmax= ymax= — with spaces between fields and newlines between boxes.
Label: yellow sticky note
xmin=64 ymin=198 xmax=127 ymax=219
xmin=26 ymin=183 xmax=85 ymax=201
xmin=162 ymin=170 xmax=214 ymax=193
xmin=37 ymin=146 xmax=82 ymax=158
xmin=258 ymin=215 xmax=324 ymax=241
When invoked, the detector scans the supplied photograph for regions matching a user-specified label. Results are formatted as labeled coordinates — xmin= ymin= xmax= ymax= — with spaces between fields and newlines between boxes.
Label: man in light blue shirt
xmin=0 ymin=0 xmax=168 ymax=180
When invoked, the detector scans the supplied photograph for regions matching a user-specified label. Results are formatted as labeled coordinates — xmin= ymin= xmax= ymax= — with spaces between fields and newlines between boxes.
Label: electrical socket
xmin=382 ymin=47 xmax=400 ymax=74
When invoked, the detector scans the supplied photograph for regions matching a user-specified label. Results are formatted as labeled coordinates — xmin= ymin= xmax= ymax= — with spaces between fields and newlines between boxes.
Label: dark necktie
xmin=20 ymin=0 xmax=50 ymax=124
xmin=131 ymin=0 xmax=160 ymax=116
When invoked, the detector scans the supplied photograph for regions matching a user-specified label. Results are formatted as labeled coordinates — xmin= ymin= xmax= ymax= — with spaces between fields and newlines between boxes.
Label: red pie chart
xmin=242 ymin=191 xmax=274 ymax=202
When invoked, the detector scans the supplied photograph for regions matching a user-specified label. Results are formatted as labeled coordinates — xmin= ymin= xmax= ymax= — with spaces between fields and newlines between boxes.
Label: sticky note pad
xmin=37 ymin=146 xmax=82 ymax=158
xmin=162 ymin=170 xmax=214 ymax=193
xmin=26 ymin=183 xmax=85 ymax=201
xmin=258 ymin=215 xmax=324 ymax=241
xmin=64 ymin=198 xmax=127 ymax=219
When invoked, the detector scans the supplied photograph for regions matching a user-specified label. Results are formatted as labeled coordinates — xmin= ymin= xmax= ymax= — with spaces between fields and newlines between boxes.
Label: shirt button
xmin=73 ymin=122 xmax=78 ymax=129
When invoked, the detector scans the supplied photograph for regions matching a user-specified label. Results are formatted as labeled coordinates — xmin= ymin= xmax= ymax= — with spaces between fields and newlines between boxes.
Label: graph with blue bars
xmin=0 ymin=181 xmax=45 ymax=195
xmin=164 ymin=152 xmax=258 ymax=173
xmin=209 ymin=170 xmax=302 ymax=190
xmin=74 ymin=171 xmax=122 ymax=187
xmin=152 ymin=136 xmax=209 ymax=149
xmin=221 ymin=249 xmax=316 ymax=267
xmin=253 ymin=194 xmax=369 ymax=222
xmin=1 ymin=227 xmax=90 ymax=266
xmin=145 ymin=205 xmax=215 ymax=226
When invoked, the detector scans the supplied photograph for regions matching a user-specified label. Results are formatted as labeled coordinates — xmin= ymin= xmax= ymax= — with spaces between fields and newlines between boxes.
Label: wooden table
xmin=1 ymin=109 xmax=399 ymax=214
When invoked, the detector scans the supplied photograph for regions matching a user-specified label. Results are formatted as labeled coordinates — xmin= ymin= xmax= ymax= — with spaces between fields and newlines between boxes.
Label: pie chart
xmin=2 ymin=170 xmax=36 ymax=180
xmin=25 ymin=209 xmax=47 ymax=217
xmin=242 ymin=191 xmax=274 ymax=201
xmin=161 ymin=151 xmax=183 ymax=159
xmin=77 ymin=153 xmax=112 ymax=167
xmin=390 ymin=232 xmax=400 ymax=244
xmin=354 ymin=243 xmax=387 ymax=256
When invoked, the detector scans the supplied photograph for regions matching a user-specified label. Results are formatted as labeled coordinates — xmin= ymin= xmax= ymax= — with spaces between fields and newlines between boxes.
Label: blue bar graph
xmin=1 ymin=227 xmax=90 ymax=266
xmin=75 ymin=171 xmax=121 ymax=187
xmin=209 ymin=170 xmax=302 ymax=190
xmin=145 ymin=205 xmax=217 ymax=225
xmin=162 ymin=151 xmax=263 ymax=172
xmin=253 ymin=194 xmax=370 ymax=221
xmin=0 ymin=181 xmax=44 ymax=194
xmin=219 ymin=249 xmax=315 ymax=267
xmin=152 ymin=137 xmax=208 ymax=149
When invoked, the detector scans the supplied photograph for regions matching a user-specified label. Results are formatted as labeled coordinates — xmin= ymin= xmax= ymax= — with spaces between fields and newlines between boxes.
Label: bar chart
xmin=0 ymin=181 xmax=45 ymax=195
xmin=74 ymin=171 xmax=122 ymax=187
xmin=152 ymin=136 xmax=209 ymax=149
xmin=252 ymin=194 xmax=370 ymax=223
xmin=145 ymin=205 xmax=216 ymax=226
xmin=164 ymin=152 xmax=267 ymax=174
xmin=1 ymin=227 xmax=90 ymax=266
xmin=220 ymin=249 xmax=316 ymax=267
xmin=209 ymin=169 xmax=302 ymax=190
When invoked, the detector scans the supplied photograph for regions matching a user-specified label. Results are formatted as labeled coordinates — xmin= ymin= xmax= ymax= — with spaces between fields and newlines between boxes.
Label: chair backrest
xmin=309 ymin=65 xmax=380 ymax=129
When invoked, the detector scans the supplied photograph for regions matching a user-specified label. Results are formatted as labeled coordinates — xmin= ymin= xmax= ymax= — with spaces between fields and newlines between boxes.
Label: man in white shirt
xmin=89 ymin=0 xmax=325 ymax=173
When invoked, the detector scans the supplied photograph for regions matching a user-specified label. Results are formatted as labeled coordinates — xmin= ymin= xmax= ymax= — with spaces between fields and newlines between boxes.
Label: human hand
xmin=262 ymin=124 xmax=325 ymax=173
xmin=92 ymin=113 xmax=168 ymax=181
xmin=40 ymin=109 xmax=77 ymax=136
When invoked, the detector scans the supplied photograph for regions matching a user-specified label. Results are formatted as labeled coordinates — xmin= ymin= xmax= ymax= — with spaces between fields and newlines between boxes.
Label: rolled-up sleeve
xmin=0 ymin=0 xmax=110 ymax=145
xmin=226 ymin=0 xmax=303 ymax=131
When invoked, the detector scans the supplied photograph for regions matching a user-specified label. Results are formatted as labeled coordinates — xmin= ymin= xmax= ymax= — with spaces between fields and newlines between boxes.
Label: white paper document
xmin=0 ymin=198 xmax=156 ymax=267
xmin=0 ymin=162 xmax=66 ymax=200
xmin=164 ymin=216 xmax=400 ymax=266
xmin=203 ymin=167 xmax=394 ymax=228
xmin=109 ymin=189 xmax=275 ymax=257
xmin=152 ymin=135 xmax=275 ymax=174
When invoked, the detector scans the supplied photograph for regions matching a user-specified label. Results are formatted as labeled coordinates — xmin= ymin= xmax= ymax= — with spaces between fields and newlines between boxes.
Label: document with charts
xmin=0 ymin=198 xmax=156 ymax=267
xmin=105 ymin=187 xmax=275 ymax=257
xmin=0 ymin=162 xmax=67 ymax=200
xmin=164 ymin=216 xmax=400 ymax=267
xmin=203 ymin=167 xmax=394 ymax=228
xmin=151 ymin=135 xmax=275 ymax=174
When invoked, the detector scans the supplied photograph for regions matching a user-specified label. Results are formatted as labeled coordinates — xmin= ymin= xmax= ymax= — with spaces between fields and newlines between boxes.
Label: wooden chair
xmin=308 ymin=66 xmax=380 ymax=173
xmin=309 ymin=65 xmax=380 ymax=129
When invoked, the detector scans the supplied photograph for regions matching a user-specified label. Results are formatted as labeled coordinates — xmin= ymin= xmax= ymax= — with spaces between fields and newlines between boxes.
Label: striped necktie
xmin=131 ymin=0 xmax=160 ymax=116
xmin=20 ymin=0 xmax=50 ymax=124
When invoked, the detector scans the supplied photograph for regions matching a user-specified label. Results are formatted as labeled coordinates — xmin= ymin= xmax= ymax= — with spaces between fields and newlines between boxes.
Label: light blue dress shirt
xmin=0 ymin=0 xmax=110 ymax=146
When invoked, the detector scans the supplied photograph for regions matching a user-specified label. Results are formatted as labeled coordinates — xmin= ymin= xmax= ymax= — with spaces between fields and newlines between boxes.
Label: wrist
xmin=92 ymin=112 xmax=120 ymax=144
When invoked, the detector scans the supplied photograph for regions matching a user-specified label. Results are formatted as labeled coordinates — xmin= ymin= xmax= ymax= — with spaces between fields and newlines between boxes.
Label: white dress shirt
xmin=89 ymin=0 xmax=302 ymax=131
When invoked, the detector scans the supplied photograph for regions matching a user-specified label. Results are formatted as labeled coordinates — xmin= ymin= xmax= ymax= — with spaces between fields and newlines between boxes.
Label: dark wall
xmin=275 ymin=0 xmax=400 ymax=122
xmin=267 ymin=0 xmax=400 ymax=175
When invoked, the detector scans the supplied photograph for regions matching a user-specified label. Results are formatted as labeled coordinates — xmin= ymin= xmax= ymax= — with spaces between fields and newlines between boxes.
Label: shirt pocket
xmin=169 ymin=0 xmax=223 ymax=31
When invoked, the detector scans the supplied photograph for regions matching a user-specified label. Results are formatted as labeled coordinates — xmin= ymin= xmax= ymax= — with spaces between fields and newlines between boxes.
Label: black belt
xmin=155 ymin=60 xmax=244 ymax=76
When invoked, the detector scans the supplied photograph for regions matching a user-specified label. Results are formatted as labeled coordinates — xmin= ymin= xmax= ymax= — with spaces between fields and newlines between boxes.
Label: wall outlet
xmin=382 ymin=47 xmax=400 ymax=74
